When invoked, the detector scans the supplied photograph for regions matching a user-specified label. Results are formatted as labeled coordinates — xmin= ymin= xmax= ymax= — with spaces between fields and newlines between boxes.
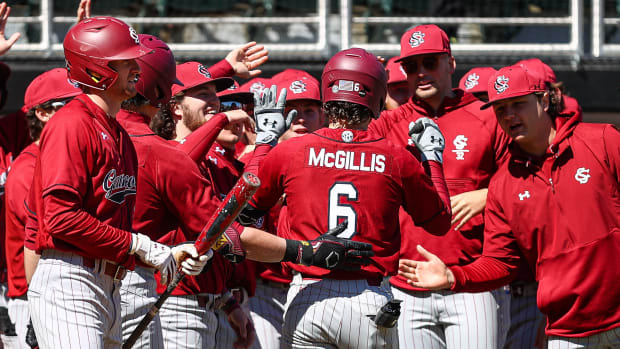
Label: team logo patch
xmin=227 ymin=84 xmax=238 ymax=91
xmin=464 ymin=73 xmax=480 ymax=90
xmin=518 ymin=190 xmax=530 ymax=201
xmin=289 ymin=80 xmax=307 ymax=94
xmin=452 ymin=135 xmax=469 ymax=160
xmin=574 ymin=167 xmax=590 ymax=184
xmin=341 ymin=130 xmax=354 ymax=143
xmin=128 ymin=27 xmax=140 ymax=45
xmin=198 ymin=65 xmax=212 ymax=79
xmin=494 ymin=75 xmax=510 ymax=94
xmin=103 ymin=169 xmax=136 ymax=204
xmin=409 ymin=31 xmax=425 ymax=48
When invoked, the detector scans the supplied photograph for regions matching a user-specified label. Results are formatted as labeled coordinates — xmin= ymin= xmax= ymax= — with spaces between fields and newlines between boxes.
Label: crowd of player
xmin=0 ymin=0 xmax=617 ymax=348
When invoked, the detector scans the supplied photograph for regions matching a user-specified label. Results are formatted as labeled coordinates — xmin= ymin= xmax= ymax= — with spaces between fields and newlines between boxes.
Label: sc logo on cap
xmin=198 ymin=64 xmax=212 ymax=79
xmin=494 ymin=75 xmax=510 ymax=94
xmin=464 ymin=73 xmax=480 ymax=90
xmin=409 ymin=31 xmax=425 ymax=48
xmin=289 ymin=80 xmax=307 ymax=94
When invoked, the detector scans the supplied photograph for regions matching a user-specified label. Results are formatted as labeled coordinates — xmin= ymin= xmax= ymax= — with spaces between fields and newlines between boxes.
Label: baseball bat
xmin=123 ymin=172 xmax=261 ymax=349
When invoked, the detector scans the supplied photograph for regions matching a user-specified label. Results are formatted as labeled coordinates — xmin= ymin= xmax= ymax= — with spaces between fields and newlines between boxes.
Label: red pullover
xmin=450 ymin=111 xmax=620 ymax=337
xmin=369 ymin=90 xmax=510 ymax=291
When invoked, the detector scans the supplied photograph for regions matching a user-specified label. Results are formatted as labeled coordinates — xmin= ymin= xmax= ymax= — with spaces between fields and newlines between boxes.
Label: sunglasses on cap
xmin=220 ymin=100 xmax=254 ymax=113
xmin=400 ymin=55 xmax=445 ymax=75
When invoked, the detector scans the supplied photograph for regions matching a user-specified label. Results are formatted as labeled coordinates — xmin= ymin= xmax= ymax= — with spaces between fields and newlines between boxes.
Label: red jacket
xmin=451 ymin=112 xmax=620 ymax=337
xmin=5 ymin=143 xmax=38 ymax=297
xmin=369 ymin=90 xmax=509 ymax=291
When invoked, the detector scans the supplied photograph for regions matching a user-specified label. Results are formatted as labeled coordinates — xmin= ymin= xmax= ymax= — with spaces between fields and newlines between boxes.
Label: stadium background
xmin=1 ymin=0 xmax=619 ymax=125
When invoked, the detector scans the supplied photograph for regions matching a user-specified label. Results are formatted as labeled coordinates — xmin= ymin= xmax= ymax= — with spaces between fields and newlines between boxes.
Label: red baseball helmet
xmin=322 ymin=48 xmax=387 ymax=118
xmin=136 ymin=34 xmax=182 ymax=108
xmin=63 ymin=16 xmax=152 ymax=90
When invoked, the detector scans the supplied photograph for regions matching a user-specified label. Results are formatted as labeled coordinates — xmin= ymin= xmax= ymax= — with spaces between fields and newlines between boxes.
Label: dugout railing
xmin=2 ymin=0 xmax=620 ymax=62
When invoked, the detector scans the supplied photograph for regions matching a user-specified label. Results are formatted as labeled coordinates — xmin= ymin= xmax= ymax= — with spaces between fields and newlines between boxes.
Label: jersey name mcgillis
xmin=103 ymin=169 xmax=137 ymax=204
xmin=306 ymin=147 xmax=386 ymax=173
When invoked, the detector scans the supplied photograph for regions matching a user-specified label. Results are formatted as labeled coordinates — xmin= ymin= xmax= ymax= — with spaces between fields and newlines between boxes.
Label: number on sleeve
xmin=328 ymin=182 xmax=358 ymax=238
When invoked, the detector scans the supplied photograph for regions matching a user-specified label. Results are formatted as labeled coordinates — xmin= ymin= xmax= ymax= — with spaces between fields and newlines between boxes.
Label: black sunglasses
xmin=400 ymin=55 xmax=444 ymax=75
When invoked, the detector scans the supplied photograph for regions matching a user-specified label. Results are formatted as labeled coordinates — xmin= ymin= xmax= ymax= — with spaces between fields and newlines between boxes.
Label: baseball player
xmin=368 ymin=24 xmax=511 ymax=349
xmin=458 ymin=66 xmax=497 ymax=102
xmin=384 ymin=56 xmax=412 ymax=110
xmin=238 ymin=48 xmax=452 ymax=349
xmin=218 ymin=80 xmax=257 ymax=159
xmin=24 ymin=17 xmax=202 ymax=348
xmin=399 ymin=64 xmax=620 ymax=348
xmin=4 ymin=68 xmax=81 ymax=349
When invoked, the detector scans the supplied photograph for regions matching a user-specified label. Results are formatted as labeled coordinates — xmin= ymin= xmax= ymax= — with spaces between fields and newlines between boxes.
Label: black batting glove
xmin=283 ymin=220 xmax=374 ymax=270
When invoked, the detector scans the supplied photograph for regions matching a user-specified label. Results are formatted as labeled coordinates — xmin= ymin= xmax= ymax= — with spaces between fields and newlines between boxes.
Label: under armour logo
xmin=464 ymin=73 xmax=480 ymax=90
xmin=289 ymin=80 xmax=307 ymax=94
xmin=518 ymin=190 xmax=530 ymax=201
xmin=430 ymin=136 xmax=443 ymax=146
xmin=409 ymin=31 xmax=425 ymax=47
xmin=179 ymin=139 xmax=187 ymax=144
xmin=215 ymin=146 xmax=225 ymax=155
xmin=494 ymin=75 xmax=510 ymax=94
xmin=208 ymin=156 xmax=218 ymax=165
xmin=101 ymin=132 xmax=108 ymax=140
xmin=574 ymin=167 xmax=591 ymax=184
xmin=262 ymin=118 xmax=277 ymax=128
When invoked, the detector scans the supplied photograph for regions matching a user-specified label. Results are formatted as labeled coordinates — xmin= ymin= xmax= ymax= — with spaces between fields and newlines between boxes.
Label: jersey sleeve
xmin=208 ymin=59 xmax=235 ymax=78
xmin=155 ymin=153 xmax=222 ymax=240
xmin=248 ymin=144 xmax=289 ymax=212
xmin=176 ymin=113 xmax=228 ymax=163
xmin=399 ymin=151 xmax=452 ymax=235
xmin=449 ymin=179 xmax=520 ymax=292
xmin=38 ymin=118 xmax=133 ymax=264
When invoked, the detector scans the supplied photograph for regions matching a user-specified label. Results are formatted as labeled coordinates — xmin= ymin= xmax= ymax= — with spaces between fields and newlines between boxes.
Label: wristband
xmin=283 ymin=239 xmax=312 ymax=265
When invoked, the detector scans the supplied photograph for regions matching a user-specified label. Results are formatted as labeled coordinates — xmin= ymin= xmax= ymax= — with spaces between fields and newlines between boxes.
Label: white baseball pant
xmin=0 ymin=283 xmax=20 ymax=349
xmin=120 ymin=266 xmax=163 ymax=349
xmin=282 ymin=274 xmax=398 ymax=349
xmin=547 ymin=326 xmax=620 ymax=349
xmin=391 ymin=286 xmax=510 ymax=349
xmin=249 ymin=280 xmax=289 ymax=349
xmin=504 ymin=282 xmax=544 ymax=349
xmin=7 ymin=297 xmax=29 ymax=349
xmin=28 ymin=250 xmax=123 ymax=349
xmin=159 ymin=293 xmax=219 ymax=349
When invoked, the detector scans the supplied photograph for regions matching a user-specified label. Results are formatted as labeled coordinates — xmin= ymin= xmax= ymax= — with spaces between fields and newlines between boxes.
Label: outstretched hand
xmin=398 ymin=245 xmax=454 ymax=290
xmin=76 ymin=0 xmax=91 ymax=22
xmin=450 ymin=188 xmax=488 ymax=231
xmin=0 ymin=2 xmax=20 ymax=56
xmin=226 ymin=41 xmax=269 ymax=79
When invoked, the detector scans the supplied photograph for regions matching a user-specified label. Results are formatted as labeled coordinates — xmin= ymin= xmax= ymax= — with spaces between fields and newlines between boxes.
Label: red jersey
xmin=5 ymin=143 xmax=38 ymax=297
xmin=0 ymin=109 xmax=31 ymax=158
xmin=250 ymin=128 xmax=450 ymax=279
xmin=116 ymin=110 xmax=227 ymax=296
xmin=369 ymin=90 xmax=510 ymax=291
xmin=450 ymin=113 xmax=620 ymax=337
xmin=30 ymin=95 xmax=136 ymax=267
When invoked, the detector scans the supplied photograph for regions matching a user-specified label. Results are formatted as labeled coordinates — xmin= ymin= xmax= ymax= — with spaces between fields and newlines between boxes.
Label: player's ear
xmin=171 ymin=101 xmax=183 ymax=121
xmin=448 ymin=55 xmax=456 ymax=75
xmin=35 ymin=107 xmax=52 ymax=123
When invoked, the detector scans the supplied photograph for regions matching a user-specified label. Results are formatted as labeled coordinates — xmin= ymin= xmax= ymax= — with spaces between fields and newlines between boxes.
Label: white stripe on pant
xmin=120 ymin=266 xmax=163 ymax=349
xmin=391 ymin=285 xmax=510 ymax=349
xmin=249 ymin=281 xmax=289 ymax=349
xmin=282 ymin=274 xmax=398 ymax=349
xmin=28 ymin=250 xmax=122 ymax=349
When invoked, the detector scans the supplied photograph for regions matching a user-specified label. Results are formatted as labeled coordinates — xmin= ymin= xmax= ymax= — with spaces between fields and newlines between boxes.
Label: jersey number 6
xmin=328 ymin=182 xmax=358 ymax=239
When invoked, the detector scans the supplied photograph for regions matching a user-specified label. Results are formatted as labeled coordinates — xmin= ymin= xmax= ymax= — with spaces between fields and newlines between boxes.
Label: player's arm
xmin=399 ymin=182 xmax=520 ymax=291
xmin=402 ymin=118 xmax=452 ymax=234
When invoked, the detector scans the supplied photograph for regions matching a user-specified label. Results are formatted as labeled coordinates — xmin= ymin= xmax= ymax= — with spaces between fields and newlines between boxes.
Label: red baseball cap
xmin=24 ymin=68 xmax=82 ymax=111
xmin=276 ymin=76 xmax=321 ymax=103
xmin=272 ymin=69 xmax=319 ymax=86
xmin=459 ymin=67 xmax=497 ymax=94
xmin=481 ymin=65 xmax=546 ymax=110
xmin=218 ymin=80 xmax=254 ymax=104
xmin=516 ymin=58 xmax=557 ymax=84
xmin=171 ymin=61 xmax=234 ymax=96
xmin=385 ymin=56 xmax=408 ymax=84
xmin=396 ymin=24 xmax=451 ymax=62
